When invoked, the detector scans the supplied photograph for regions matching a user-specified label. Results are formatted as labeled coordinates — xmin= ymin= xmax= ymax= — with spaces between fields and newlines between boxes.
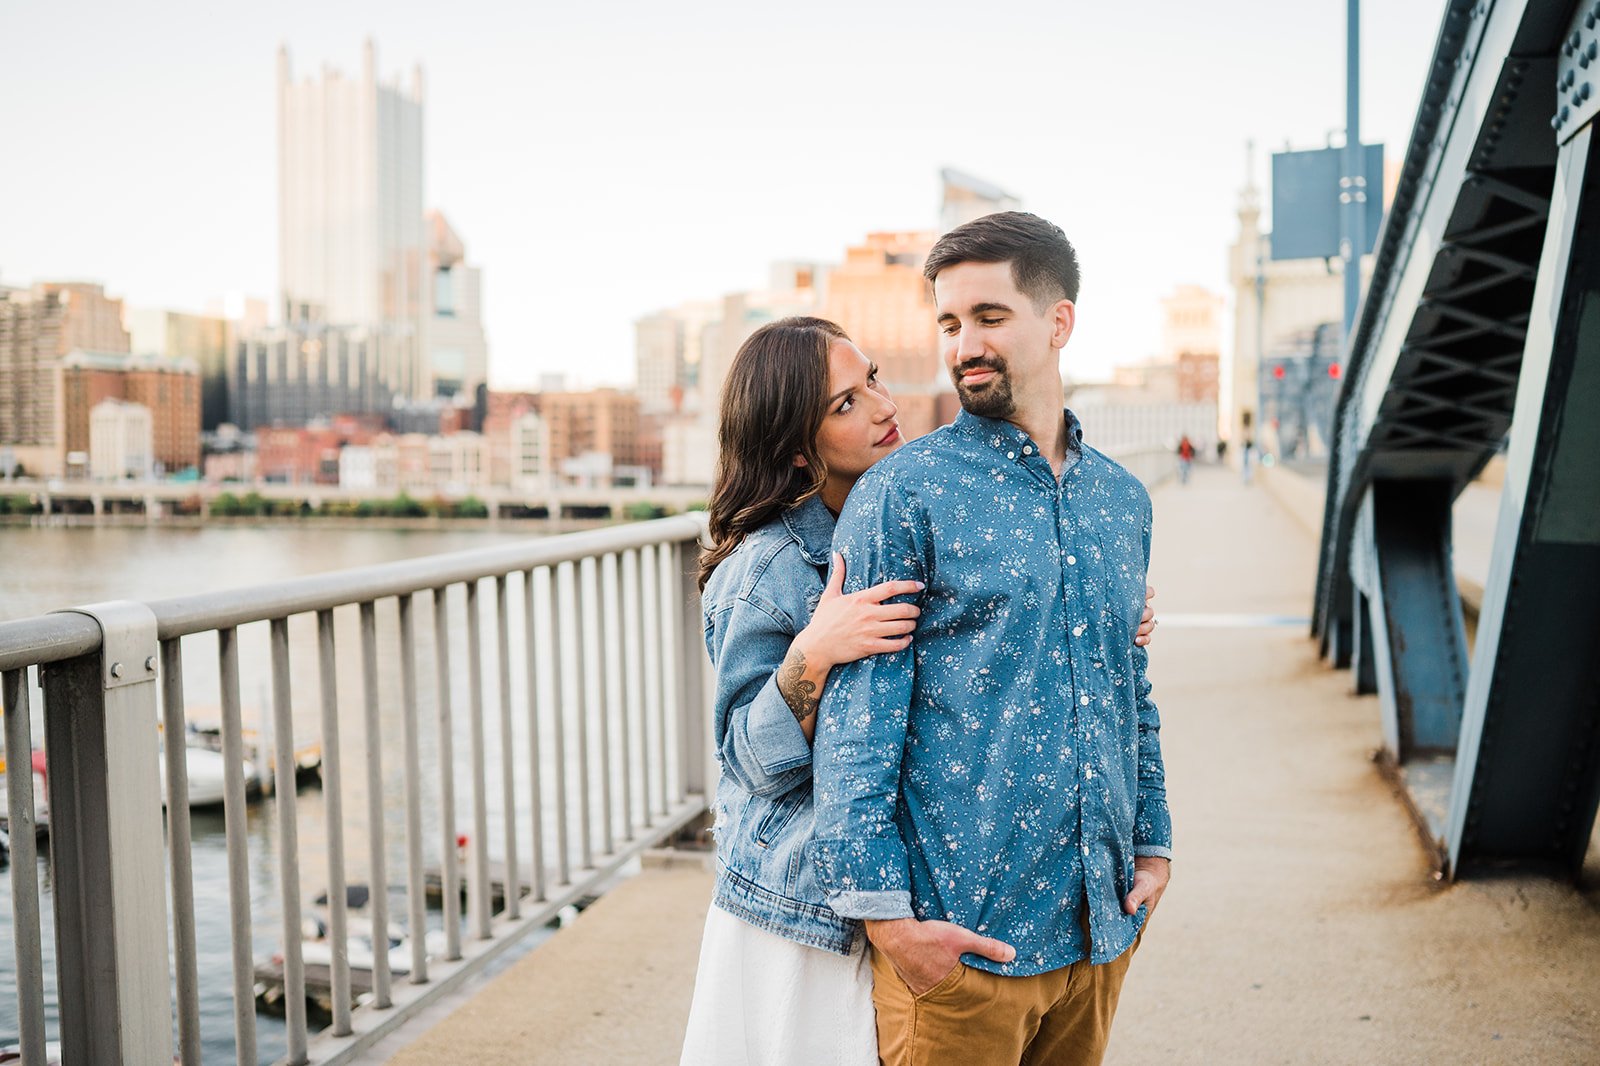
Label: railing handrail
xmin=0 ymin=514 xmax=707 ymax=671
xmin=4 ymin=513 xmax=714 ymax=1066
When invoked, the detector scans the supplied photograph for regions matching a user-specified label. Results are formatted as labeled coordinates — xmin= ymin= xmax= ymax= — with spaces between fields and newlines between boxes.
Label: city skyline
xmin=0 ymin=0 xmax=1448 ymax=388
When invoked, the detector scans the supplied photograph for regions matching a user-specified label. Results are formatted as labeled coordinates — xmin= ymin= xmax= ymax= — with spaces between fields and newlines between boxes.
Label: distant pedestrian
xmin=1242 ymin=436 xmax=1255 ymax=485
xmin=1176 ymin=434 xmax=1196 ymax=485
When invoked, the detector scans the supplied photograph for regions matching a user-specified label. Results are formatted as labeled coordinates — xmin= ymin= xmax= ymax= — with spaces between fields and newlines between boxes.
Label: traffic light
xmin=1329 ymin=363 xmax=1342 ymax=379
xmin=1273 ymin=365 xmax=1287 ymax=380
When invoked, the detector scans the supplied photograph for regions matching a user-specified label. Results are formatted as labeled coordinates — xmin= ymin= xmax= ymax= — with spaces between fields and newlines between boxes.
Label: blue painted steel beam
xmin=1370 ymin=480 xmax=1469 ymax=757
xmin=1447 ymin=120 xmax=1600 ymax=876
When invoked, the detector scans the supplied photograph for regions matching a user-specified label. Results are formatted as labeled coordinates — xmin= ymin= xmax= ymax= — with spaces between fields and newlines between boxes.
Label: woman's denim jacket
xmin=701 ymin=494 xmax=860 ymax=955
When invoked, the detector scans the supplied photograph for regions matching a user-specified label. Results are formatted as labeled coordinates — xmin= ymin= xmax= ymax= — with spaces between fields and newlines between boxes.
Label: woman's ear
xmin=792 ymin=454 xmax=809 ymax=468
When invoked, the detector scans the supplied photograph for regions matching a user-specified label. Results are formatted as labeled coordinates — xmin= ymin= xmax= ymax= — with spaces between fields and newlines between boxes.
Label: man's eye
xmin=941 ymin=324 xmax=959 ymax=335
xmin=980 ymin=317 xmax=1003 ymax=326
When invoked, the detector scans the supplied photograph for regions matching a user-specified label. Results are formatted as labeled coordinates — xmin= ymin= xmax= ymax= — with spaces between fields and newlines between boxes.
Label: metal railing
xmin=0 ymin=514 xmax=711 ymax=1065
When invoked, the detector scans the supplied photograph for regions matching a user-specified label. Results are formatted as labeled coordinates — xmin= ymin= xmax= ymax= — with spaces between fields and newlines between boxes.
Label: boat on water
xmin=255 ymin=883 xmax=449 ymax=1018
xmin=0 ymin=740 xmax=261 ymax=829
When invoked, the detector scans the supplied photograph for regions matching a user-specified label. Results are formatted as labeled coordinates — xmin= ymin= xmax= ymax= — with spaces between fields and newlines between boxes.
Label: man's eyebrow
xmin=937 ymin=302 xmax=1016 ymax=322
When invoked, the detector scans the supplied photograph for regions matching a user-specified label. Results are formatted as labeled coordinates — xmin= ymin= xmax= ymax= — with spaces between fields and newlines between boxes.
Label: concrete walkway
xmin=383 ymin=463 xmax=1600 ymax=1064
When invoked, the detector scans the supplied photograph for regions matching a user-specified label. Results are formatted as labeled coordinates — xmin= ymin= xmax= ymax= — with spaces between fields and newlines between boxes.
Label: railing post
xmin=42 ymin=600 xmax=174 ymax=1065
xmin=676 ymin=529 xmax=710 ymax=800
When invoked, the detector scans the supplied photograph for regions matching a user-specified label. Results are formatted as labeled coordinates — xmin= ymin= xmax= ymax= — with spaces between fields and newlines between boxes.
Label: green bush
xmin=391 ymin=493 xmax=427 ymax=519
xmin=455 ymin=496 xmax=489 ymax=519
xmin=211 ymin=492 xmax=242 ymax=517
xmin=624 ymin=502 xmax=666 ymax=521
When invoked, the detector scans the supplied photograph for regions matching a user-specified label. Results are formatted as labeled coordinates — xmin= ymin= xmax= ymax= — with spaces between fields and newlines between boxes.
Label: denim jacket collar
xmin=780 ymin=493 xmax=836 ymax=567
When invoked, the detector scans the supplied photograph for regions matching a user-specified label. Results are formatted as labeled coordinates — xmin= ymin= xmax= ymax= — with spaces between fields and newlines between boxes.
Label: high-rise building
xmin=0 ymin=282 xmax=130 ymax=477
xmin=126 ymin=309 xmax=231 ymax=431
xmin=277 ymin=40 xmax=426 ymax=401
xmin=425 ymin=210 xmax=489 ymax=398
xmin=634 ymin=311 xmax=684 ymax=414
xmin=230 ymin=321 xmax=399 ymax=430
xmin=634 ymin=299 xmax=723 ymax=415
xmin=939 ymin=169 xmax=1021 ymax=233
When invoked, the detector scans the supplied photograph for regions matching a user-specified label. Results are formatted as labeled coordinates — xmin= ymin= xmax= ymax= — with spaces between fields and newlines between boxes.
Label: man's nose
xmin=955 ymin=328 xmax=987 ymax=363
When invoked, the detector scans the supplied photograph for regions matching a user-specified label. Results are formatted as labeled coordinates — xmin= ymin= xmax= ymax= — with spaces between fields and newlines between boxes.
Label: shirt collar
xmin=781 ymin=493 xmax=836 ymax=566
xmin=952 ymin=406 xmax=1085 ymax=462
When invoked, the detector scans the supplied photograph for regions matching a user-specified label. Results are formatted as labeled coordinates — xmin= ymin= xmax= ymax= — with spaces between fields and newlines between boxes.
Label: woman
xmin=680 ymin=317 xmax=1156 ymax=1065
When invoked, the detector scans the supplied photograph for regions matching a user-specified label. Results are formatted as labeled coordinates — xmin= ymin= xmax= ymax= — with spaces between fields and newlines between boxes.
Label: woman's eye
xmin=839 ymin=397 xmax=855 ymax=413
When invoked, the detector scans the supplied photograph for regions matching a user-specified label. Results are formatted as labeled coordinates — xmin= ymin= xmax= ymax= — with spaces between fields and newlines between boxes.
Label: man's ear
xmin=793 ymin=453 xmax=809 ymax=468
xmin=1051 ymin=299 xmax=1076 ymax=350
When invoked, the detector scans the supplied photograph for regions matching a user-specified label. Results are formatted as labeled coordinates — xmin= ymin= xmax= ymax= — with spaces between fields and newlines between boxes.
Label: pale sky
xmin=0 ymin=0 xmax=1448 ymax=389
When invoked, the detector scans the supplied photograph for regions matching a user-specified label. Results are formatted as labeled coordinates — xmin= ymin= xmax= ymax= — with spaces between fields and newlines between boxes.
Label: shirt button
xmin=1066 ymin=555 xmax=1076 ymax=565
xmin=1080 ymin=695 xmax=1090 ymax=705
xmin=1007 ymin=451 xmax=1016 ymax=460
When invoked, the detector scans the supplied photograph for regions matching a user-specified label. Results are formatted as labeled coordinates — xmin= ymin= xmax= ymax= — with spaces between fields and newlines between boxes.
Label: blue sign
xmin=1270 ymin=145 xmax=1385 ymax=261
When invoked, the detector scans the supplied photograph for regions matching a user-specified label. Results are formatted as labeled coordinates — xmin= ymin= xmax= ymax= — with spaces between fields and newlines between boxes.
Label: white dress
xmin=679 ymin=903 xmax=879 ymax=1066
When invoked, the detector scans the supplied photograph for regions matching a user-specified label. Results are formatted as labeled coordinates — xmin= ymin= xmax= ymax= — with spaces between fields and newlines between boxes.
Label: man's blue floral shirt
xmin=812 ymin=408 xmax=1172 ymax=974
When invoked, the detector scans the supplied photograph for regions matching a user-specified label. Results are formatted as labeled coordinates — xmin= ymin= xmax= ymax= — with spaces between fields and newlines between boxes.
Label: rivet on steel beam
xmin=1589 ymin=41 xmax=1598 ymax=60
xmin=1588 ymin=12 xmax=1597 ymax=29
xmin=110 ymin=661 xmax=124 ymax=679
xmin=145 ymin=656 xmax=157 ymax=673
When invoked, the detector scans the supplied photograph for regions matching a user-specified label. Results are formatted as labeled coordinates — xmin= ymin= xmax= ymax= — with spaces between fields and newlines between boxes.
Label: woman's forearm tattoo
xmin=777 ymin=645 xmax=819 ymax=723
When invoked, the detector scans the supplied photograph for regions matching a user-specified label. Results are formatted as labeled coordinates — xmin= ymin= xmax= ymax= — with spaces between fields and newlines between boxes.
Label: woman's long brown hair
xmin=698 ymin=316 xmax=847 ymax=589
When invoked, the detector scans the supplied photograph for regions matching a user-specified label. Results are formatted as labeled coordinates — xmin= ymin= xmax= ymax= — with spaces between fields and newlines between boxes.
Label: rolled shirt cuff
xmin=825 ymin=889 xmax=915 ymax=921
xmin=1134 ymin=845 xmax=1173 ymax=860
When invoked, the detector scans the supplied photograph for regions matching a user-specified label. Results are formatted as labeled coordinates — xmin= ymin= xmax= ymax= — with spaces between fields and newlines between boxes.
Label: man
xmin=812 ymin=212 xmax=1172 ymax=1066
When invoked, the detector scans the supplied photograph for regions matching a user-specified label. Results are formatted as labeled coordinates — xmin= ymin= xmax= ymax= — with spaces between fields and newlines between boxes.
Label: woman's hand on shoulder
xmin=1136 ymin=584 xmax=1158 ymax=647
xmin=795 ymin=553 xmax=923 ymax=669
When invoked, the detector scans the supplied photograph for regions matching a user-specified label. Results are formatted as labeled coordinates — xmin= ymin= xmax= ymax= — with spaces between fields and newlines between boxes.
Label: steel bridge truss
xmin=1315 ymin=0 xmax=1600 ymax=879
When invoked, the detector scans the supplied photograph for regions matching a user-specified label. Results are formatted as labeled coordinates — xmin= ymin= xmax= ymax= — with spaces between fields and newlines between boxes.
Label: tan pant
xmin=869 ymin=926 xmax=1142 ymax=1066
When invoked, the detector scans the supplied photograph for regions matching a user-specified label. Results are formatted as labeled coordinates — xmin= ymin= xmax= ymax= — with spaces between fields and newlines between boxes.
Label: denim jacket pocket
xmin=754 ymin=784 xmax=808 ymax=848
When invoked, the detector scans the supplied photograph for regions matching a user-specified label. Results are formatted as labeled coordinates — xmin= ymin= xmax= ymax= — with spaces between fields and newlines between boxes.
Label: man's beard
xmin=952 ymin=357 xmax=1016 ymax=419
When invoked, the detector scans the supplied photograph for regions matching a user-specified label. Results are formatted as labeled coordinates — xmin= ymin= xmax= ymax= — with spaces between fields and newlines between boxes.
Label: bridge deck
xmin=369 ymin=463 xmax=1600 ymax=1064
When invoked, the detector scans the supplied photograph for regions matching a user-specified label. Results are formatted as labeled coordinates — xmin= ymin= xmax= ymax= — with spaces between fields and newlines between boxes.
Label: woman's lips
xmin=877 ymin=425 xmax=901 ymax=446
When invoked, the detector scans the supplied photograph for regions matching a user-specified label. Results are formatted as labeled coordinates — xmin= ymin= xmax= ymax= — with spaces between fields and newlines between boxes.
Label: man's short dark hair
xmin=923 ymin=211 xmax=1080 ymax=309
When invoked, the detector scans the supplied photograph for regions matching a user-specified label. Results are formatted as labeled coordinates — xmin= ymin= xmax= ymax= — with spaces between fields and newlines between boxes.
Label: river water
xmin=0 ymin=522 xmax=630 ymax=1062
